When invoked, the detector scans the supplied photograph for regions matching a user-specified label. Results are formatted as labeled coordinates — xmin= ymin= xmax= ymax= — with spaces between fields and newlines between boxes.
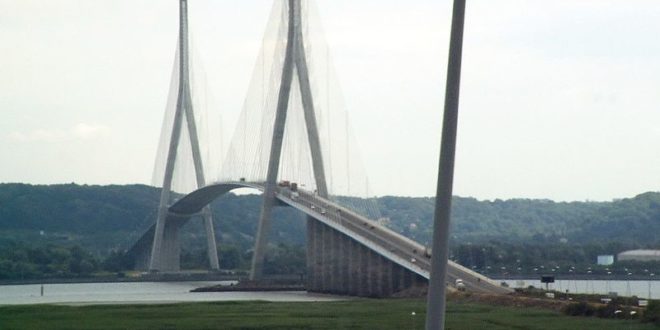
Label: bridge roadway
xmin=272 ymin=185 xmax=510 ymax=295
xmin=141 ymin=181 xmax=511 ymax=295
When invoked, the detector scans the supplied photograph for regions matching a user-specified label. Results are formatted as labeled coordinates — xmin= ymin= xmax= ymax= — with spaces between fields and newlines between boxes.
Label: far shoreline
xmin=3 ymin=272 xmax=659 ymax=287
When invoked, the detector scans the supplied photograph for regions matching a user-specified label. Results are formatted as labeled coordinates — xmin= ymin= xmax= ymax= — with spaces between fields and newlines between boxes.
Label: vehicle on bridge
xmin=455 ymin=279 xmax=466 ymax=291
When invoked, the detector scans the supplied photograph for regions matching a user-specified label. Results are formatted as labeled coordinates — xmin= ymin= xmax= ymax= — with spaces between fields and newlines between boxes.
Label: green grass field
xmin=0 ymin=299 xmax=656 ymax=330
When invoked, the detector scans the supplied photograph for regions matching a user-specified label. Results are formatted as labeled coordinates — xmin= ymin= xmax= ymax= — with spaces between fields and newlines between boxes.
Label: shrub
xmin=642 ymin=300 xmax=660 ymax=325
xmin=563 ymin=302 xmax=595 ymax=317
xmin=596 ymin=302 xmax=619 ymax=318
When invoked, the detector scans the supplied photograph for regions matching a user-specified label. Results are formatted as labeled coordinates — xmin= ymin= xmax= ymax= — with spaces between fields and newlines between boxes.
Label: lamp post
xmin=425 ymin=0 xmax=467 ymax=329
xmin=606 ymin=271 xmax=612 ymax=293
xmin=649 ymin=273 xmax=654 ymax=300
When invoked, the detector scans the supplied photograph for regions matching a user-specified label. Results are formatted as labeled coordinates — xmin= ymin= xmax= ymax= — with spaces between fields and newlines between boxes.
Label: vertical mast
xmin=149 ymin=0 xmax=219 ymax=271
xmin=425 ymin=0 xmax=467 ymax=329
xmin=295 ymin=1 xmax=328 ymax=198
xmin=250 ymin=0 xmax=298 ymax=280
xmin=149 ymin=0 xmax=189 ymax=271
xmin=250 ymin=0 xmax=329 ymax=279
xmin=179 ymin=0 xmax=220 ymax=270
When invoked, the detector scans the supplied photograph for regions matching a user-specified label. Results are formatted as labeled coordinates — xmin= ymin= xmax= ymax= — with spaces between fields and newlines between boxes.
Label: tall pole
xmin=425 ymin=0 xmax=466 ymax=329
xmin=250 ymin=0 xmax=298 ymax=280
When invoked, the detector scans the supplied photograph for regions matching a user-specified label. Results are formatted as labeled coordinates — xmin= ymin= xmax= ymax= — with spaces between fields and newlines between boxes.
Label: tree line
xmin=1 ymin=183 xmax=660 ymax=279
xmin=0 ymin=242 xmax=306 ymax=280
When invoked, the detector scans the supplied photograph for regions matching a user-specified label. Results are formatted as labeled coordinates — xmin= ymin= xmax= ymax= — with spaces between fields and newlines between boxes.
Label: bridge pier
xmin=304 ymin=217 xmax=430 ymax=298
xmin=392 ymin=262 xmax=403 ymax=293
xmin=305 ymin=217 xmax=317 ymax=291
xmin=321 ymin=222 xmax=332 ymax=292
xmin=347 ymin=236 xmax=359 ymax=296
xmin=160 ymin=220 xmax=182 ymax=271
xmin=381 ymin=257 xmax=392 ymax=297
xmin=339 ymin=233 xmax=350 ymax=293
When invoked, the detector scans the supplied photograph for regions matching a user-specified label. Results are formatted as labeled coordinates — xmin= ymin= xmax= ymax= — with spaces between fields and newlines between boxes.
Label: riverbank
xmin=0 ymin=273 xmax=234 ymax=286
xmin=1 ymin=298 xmax=656 ymax=329
xmin=492 ymin=274 xmax=659 ymax=281
xmin=191 ymin=279 xmax=305 ymax=293
xmin=0 ymin=273 xmax=304 ymax=286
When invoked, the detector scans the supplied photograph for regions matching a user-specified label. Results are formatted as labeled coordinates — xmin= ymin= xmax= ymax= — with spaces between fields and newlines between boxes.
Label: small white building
xmin=617 ymin=250 xmax=660 ymax=262
xmin=597 ymin=255 xmax=614 ymax=266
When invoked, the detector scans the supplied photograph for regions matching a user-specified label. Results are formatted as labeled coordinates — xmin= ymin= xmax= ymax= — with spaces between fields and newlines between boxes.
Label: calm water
xmin=0 ymin=281 xmax=344 ymax=305
xmin=503 ymin=279 xmax=660 ymax=299
xmin=5 ymin=279 xmax=656 ymax=305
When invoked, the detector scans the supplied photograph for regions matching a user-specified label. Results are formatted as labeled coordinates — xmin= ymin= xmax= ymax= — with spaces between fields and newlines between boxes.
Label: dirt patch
xmin=448 ymin=291 xmax=569 ymax=311
xmin=191 ymin=280 xmax=305 ymax=292
xmin=390 ymin=285 xmax=431 ymax=298
xmin=391 ymin=285 xmax=572 ymax=312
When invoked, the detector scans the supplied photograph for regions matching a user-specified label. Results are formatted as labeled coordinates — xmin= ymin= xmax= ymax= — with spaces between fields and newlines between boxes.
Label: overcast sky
xmin=1 ymin=0 xmax=660 ymax=201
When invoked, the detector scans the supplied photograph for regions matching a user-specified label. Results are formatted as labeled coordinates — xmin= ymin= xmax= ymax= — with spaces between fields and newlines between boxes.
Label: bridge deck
xmin=273 ymin=185 xmax=510 ymax=295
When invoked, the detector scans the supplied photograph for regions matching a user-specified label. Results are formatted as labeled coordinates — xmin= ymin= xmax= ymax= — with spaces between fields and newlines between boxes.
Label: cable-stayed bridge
xmin=128 ymin=0 xmax=510 ymax=297
xmin=128 ymin=181 xmax=508 ymax=297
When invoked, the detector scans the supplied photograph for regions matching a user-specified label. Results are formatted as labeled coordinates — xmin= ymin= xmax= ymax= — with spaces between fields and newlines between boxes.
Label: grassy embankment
xmin=0 ymin=299 xmax=656 ymax=330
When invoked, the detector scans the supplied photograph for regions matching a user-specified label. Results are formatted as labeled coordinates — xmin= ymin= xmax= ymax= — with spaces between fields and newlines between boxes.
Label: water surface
xmin=503 ymin=279 xmax=660 ymax=299
xmin=0 ymin=281 xmax=344 ymax=305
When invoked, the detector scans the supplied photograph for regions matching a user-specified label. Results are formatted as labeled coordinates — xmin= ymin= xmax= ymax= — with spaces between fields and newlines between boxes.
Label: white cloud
xmin=72 ymin=123 xmax=110 ymax=139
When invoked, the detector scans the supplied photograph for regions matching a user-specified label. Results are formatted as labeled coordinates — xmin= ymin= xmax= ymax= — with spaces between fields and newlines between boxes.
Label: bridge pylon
xmin=148 ymin=0 xmax=219 ymax=272
xmin=250 ymin=0 xmax=329 ymax=280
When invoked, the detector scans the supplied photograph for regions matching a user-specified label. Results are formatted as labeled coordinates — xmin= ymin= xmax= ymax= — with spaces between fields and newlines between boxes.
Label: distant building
xmin=617 ymin=250 xmax=660 ymax=262
xmin=597 ymin=255 xmax=614 ymax=266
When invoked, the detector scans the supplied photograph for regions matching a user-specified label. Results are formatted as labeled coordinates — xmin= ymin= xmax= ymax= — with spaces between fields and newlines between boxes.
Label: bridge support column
xmin=314 ymin=219 xmax=324 ymax=292
xmin=305 ymin=217 xmax=317 ymax=291
xmin=347 ymin=236 xmax=359 ymax=296
xmin=202 ymin=207 xmax=219 ymax=270
xmin=403 ymin=267 xmax=413 ymax=289
xmin=339 ymin=232 xmax=350 ymax=294
xmin=134 ymin=238 xmax=152 ymax=271
xmin=391 ymin=263 xmax=402 ymax=294
xmin=321 ymin=223 xmax=331 ymax=292
xmin=158 ymin=219 xmax=182 ymax=271
xmin=380 ymin=258 xmax=393 ymax=297
xmin=328 ymin=226 xmax=337 ymax=292
xmin=358 ymin=243 xmax=369 ymax=297
xmin=304 ymin=218 xmax=434 ymax=298
xmin=330 ymin=225 xmax=342 ymax=293
xmin=367 ymin=250 xmax=379 ymax=297
xmin=321 ymin=223 xmax=332 ymax=292
xmin=306 ymin=217 xmax=328 ymax=292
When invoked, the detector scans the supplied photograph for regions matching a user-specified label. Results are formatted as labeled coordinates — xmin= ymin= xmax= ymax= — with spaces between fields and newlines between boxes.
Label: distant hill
xmin=380 ymin=192 xmax=660 ymax=246
xmin=0 ymin=183 xmax=305 ymax=254
xmin=0 ymin=183 xmax=659 ymax=254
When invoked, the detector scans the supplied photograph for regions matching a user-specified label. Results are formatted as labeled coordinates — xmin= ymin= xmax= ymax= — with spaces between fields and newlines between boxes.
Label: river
xmin=4 ymin=279 xmax=657 ymax=305
xmin=0 ymin=281 xmax=344 ymax=305
xmin=502 ymin=279 xmax=660 ymax=299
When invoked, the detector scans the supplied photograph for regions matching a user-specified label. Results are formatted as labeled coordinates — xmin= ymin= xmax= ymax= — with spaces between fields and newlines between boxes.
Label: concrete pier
xmin=305 ymin=220 xmax=425 ymax=297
